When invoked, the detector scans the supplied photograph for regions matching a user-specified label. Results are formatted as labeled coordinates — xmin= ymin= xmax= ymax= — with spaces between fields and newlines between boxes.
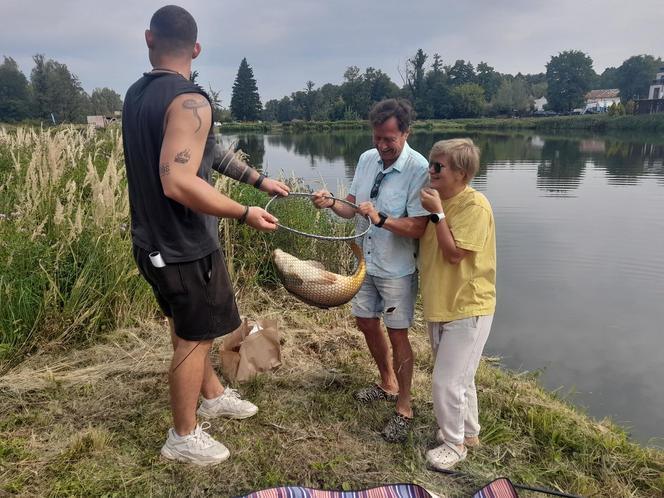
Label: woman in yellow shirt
xmin=418 ymin=138 xmax=496 ymax=470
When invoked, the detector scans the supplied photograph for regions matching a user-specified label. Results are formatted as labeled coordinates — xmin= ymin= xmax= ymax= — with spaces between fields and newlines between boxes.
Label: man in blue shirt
xmin=313 ymin=99 xmax=429 ymax=442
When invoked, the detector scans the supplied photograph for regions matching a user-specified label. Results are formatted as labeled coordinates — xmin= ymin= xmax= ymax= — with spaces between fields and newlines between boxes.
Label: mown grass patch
xmin=1 ymin=289 xmax=663 ymax=497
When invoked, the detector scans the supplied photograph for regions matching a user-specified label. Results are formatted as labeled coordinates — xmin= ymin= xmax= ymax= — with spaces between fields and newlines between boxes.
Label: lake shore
xmin=219 ymin=113 xmax=664 ymax=134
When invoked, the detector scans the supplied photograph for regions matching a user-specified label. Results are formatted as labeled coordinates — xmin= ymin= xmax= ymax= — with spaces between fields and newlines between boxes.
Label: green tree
xmin=302 ymin=80 xmax=317 ymax=121
xmin=206 ymin=85 xmax=225 ymax=123
xmin=450 ymin=83 xmax=486 ymax=117
xmin=276 ymin=96 xmax=293 ymax=122
xmin=545 ymin=50 xmax=596 ymax=113
xmin=476 ymin=62 xmax=502 ymax=101
xmin=0 ymin=57 xmax=32 ymax=122
xmin=89 ymin=87 xmax=122 ymax=116
xmin=491 ymin=77 xmax=533 ymax=115
xmin=615 ymin=55 xmax=662 ymax=101
xmin=30 ymin=54 xmax=90 ymax=123
xmin=230 ymin=58 xmax=262 ymax=121
xmin=598 ymin=66 xmax=619 ymax=89
xmin=364 ymin=67 xmax=399 ymax=104
xmin=262 ymin=99 xmax=279 ymax=122
xmin=340 ymin=66 xmax=371 ymax=118
xmin=446 ymin=60 xmax=476 ymax=86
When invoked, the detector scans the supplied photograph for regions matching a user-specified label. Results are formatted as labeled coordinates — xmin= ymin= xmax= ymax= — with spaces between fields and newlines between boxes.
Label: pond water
xmin=219 ymin=129 xmax=664 ymax=445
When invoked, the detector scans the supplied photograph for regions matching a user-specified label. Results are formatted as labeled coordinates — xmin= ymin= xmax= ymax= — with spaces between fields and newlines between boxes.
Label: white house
xmin=533 ymin=96 xmax=547 ymax=112
xmin=584 ymin=89 xmax=620 ymax=112
xmin=648 ymin=67 xmax=664 ymax=100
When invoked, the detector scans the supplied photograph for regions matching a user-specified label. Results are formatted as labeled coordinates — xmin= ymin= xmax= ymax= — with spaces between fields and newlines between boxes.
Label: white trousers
xmin=428 ymin=314 xmax=494 ymax=445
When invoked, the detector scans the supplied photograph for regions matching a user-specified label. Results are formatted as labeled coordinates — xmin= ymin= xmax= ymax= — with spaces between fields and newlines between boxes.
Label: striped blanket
xmin=239 ymin=483 xmax=437 ymax=498
xmin=472 ymin=478 xmax=520 ymax=498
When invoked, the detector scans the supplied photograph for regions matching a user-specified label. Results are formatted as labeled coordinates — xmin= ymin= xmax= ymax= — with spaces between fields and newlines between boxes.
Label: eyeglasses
xmin=429 ymin=161 xmax=447 ymax=173
xmin=370 ymin=171 xmax=386 ymax=199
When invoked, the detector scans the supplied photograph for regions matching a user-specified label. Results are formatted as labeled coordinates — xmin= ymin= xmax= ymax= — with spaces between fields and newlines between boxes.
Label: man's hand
xmin=357 ymin=201 xmax=380 ymax=225
xmin=420 ymin=187 xmax=444 ymax=214
xmin=245 ymin=207 xmax=279 ymax=232
xmin=311 ymin=189 xmax=335 ymax=209
xmin=260 ymin=178 xmax=290 ymax=197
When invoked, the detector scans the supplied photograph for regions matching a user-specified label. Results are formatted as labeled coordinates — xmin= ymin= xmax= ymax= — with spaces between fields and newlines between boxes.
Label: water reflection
xmin=537 ymin=138 xmax=586 ymax=195
xmin=217 ymin=129 xmax=664 ymax=443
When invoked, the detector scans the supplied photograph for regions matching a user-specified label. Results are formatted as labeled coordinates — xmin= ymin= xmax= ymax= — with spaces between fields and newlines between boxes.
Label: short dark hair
xmin=149 ymin=5 xmax=198 ymax=54
xmin=368 ymin=98 xmax=414 ymax=133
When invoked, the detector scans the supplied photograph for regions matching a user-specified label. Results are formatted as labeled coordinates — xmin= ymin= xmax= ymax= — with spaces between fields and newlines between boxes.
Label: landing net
xmin=265 ymin=192 xmax=370 ymax=308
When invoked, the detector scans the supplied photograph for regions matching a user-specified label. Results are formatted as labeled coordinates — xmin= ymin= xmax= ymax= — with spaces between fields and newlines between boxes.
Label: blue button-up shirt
xmin=349 ymin=142 xmax=430 ymax=278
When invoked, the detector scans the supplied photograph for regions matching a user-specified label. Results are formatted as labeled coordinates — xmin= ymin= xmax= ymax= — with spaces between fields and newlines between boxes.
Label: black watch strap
xmin=375 ymin=212 xmax=388 ymax=228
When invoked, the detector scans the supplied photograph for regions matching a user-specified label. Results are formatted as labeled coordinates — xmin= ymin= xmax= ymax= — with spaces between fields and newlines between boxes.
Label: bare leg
xmin=169 ymin=336 xmax=214 ymax=436
xmin=387 ymin=328 xmax=413 ymax=418
xmin=356 ymin=317 xmax=398 ymax=394
xmin=168 ymin=319 xmax=224 ymax=403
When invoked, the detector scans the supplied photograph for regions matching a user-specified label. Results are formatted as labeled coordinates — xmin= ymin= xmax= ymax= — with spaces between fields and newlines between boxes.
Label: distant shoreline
xmin=217 ymin=113 xmax=664 ymax=133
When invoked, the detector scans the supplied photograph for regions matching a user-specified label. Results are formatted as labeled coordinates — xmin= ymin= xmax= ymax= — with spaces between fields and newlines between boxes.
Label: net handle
xmin=264 ymin=192 xmax=372 ymax=241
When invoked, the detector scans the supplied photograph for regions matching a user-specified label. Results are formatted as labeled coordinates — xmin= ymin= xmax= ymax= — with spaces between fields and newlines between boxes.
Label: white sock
xmin=203 ymin=392 xmax=224 ymax=404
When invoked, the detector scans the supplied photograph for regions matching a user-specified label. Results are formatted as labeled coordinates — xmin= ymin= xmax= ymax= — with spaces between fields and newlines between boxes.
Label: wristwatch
xmin=375 ymin=212 xmax=388 ymax=228
xmin=429 ymin=212 xmax=446 ymax=224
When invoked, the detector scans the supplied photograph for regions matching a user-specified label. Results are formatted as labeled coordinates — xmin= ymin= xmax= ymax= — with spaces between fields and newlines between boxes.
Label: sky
xmin=1 ymin=0 xmax=660 ymax=104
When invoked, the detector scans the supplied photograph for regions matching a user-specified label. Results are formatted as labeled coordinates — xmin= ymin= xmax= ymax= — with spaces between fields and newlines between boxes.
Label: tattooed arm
xmin=158 ymin=93 xmax=278 ymax=231
xmin=212 ymin=144 xmax=290 ymax=196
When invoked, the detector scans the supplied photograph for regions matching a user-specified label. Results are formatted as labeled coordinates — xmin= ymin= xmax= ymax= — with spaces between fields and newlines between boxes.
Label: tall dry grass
xmin=0 ymin=125 xmax=354 ymax=364
xmin=0 ymin=125 xmax=154 ymax=363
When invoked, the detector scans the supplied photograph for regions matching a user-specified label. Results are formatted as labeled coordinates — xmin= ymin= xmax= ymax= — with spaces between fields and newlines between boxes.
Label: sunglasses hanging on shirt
xmin=370 ymin=171 xmax=386 ymax=199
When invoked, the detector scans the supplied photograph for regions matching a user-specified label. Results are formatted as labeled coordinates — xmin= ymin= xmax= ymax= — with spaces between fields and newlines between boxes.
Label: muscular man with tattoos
xmin=122 ymin=5 xmax=289 ymax=466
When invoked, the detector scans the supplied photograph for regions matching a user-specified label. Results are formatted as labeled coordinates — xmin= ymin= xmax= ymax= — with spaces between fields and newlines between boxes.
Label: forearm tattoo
xmin=211 ymin=144 xmax=258 ymax=184
xmin=174 ymin=148 xmax=191 ymax=164
xmin=182 ymin=98 xmax=208 ymax=133
xmin=159 ymin=162 xmax=170 ymax=177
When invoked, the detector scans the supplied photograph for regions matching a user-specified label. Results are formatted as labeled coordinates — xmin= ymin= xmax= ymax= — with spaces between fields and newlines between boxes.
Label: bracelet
xmin=254 ymin=173 xmax=265 ymax=189
xmin=238 ymin=205 xmax=250 ymax=224
xmin=328 ymin=198 xmax=336 ymax=208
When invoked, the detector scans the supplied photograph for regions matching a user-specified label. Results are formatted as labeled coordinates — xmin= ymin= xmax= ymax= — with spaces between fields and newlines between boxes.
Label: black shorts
xmin=133 ymin=245 xmax=241 ymax=341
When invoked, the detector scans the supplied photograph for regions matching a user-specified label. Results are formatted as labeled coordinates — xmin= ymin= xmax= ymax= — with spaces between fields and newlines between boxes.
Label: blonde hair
xmin=429 ymin=138 xmax=480 ymax=182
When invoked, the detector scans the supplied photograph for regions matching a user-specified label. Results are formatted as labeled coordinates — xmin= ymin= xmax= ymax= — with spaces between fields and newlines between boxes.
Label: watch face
xmin=429 ymin=213 xmax=440 ymax=223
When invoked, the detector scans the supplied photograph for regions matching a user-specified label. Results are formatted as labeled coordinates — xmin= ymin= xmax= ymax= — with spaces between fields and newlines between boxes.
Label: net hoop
xmin=264 ymin=192 xmax=372 ymax=241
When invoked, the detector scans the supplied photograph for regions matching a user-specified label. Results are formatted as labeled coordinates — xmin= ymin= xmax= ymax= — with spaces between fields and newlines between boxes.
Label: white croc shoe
xmin=197 ymin=388 xmax=258 ymax=420
xmin=160 ymin=422 xmax=230 ymax=466
xmin=426 ymin=441 xmax=468 ymax=471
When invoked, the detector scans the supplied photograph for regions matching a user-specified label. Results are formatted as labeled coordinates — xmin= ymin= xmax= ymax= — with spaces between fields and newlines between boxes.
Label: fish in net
xmin=266 ymin=192 xmax=370 ymax=309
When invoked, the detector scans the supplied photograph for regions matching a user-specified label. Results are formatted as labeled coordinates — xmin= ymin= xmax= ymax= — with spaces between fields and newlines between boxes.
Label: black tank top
xmin=122 ymin=72 xmax=219 ymax=263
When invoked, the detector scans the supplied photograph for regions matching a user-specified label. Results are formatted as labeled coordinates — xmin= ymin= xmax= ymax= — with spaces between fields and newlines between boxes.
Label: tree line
xmin=236 ymin=50 xmax=662 ymax=121
xmin=1 ymin=50 xmax=661 ymax=124
xmin=0 ymin=55 xmax=123 ymax=123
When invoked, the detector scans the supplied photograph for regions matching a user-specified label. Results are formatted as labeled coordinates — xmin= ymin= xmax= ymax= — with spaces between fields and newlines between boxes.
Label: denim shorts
xmin=351 ymin=272 xmax=418 ymax=329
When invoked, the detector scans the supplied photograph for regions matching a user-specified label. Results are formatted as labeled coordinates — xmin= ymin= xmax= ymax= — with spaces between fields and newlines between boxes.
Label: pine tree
xmin=230 ymin=58 xmax=262 ymax=121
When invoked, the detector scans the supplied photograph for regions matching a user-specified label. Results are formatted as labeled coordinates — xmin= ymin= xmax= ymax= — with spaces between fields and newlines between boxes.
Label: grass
xmin=1 ymin=287 xmax=663 ymax=497
xmin=1 ymin=124 xmax=663 ymax=497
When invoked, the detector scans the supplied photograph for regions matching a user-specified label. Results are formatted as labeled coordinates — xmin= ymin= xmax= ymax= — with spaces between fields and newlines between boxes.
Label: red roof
xmin=585 ymin=89 xmax=620 ymax=99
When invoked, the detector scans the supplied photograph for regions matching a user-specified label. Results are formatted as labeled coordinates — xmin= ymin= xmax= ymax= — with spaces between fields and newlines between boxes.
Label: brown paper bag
xmin=219 ymin=318 xmax=281 ymax=383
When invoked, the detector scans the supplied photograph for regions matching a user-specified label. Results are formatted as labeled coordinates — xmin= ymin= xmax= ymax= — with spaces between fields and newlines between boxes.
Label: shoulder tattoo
xmin=182 ymin=98 xmax=208 ymax=133
xmin=159 ymin=162 xmax=170 ymax=177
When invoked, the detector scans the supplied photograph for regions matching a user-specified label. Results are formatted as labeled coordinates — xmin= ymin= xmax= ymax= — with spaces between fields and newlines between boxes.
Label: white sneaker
xmin=197 ymin=388 xmax=258 ymax=420
xmin=160 ymin=422 xmax=230 ymax=466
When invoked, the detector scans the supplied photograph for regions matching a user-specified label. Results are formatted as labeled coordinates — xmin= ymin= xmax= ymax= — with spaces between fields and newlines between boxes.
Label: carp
xmin=272 ymin=242 xmax=366 ymax=309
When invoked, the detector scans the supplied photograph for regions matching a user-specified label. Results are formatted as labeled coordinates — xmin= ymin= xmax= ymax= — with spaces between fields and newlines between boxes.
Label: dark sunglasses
xmin=429 ymin=161 xmax=447 ymax=173
xmin=370 ymin=171 xmax=386 ymax=199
